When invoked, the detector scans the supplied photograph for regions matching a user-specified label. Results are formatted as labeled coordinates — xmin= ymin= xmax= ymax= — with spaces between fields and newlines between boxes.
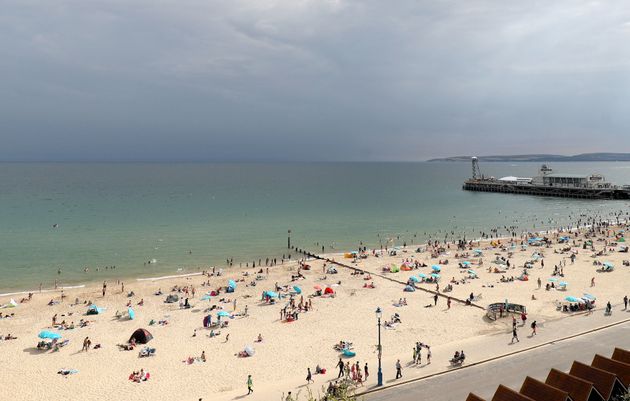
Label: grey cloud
xmin=1 ymin=0 xmax=630 ymax=161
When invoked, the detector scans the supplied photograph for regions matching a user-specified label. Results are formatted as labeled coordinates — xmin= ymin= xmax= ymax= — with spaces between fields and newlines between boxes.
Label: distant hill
xmin=427 ymin=153 xmax=630 ymax=162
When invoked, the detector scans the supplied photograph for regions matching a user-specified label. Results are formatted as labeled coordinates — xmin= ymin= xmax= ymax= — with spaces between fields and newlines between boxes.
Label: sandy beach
xmin=1 ymin=222 xmax=629 ymax=401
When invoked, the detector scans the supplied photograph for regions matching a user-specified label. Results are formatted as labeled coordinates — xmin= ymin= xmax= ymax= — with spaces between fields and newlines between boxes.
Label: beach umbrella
xmin=548 ymin=278 xmax=558 ymax=282
xmin=564 ymin=296 xmax=584 ymax=303
xmin=265 ymin=291 xmax=279 ymax=298
xmin=244 ymin=345 xmax=255 ymax=356
xmin=293 ymin=285 xmax=302 ymax=294
xmin=467 ymin=269 xmax=477 ymax=276
xmin=417 ymin=273 xmax=427 ymax=278
xmin=603 ymin=262 xmax=614 ymax=268
xmin=431 ymin=273 xmax=441 ymax=279
xmin=462 ymin=261 xmax=471 ymax=266
xmin=38 ymin=330 xmax=62 ymax=340
xmin=582 ymin=293 xmax=596 ymax=301
xmin=313 ymin=285 xmax=322 ymax=291
xmin=431 ymin=265 xmax=441 ymax=272
xmin=558 ymin=282 xmax=568 ymax=287
xmin=217 ymin=311 xmax=231 ymax=318
xmin=200 ymin=294 xmax=212 ymax=301
xmin=128 ymin=307 xmax=135 ymax=320
xmin=408 ymin=276 xmax=420 ymax=283
xmin=228 ymin=279 xmax=237 ymax=289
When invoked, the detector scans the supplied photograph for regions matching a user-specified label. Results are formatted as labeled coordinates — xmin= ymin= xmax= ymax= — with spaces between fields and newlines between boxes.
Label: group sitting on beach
xmin=128 ymin=369 xmax=150 ymax=382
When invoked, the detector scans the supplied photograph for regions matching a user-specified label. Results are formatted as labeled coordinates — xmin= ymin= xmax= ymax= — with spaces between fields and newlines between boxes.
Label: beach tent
xmin=342 ymin=349 xmax=356 ymax=357
xmin=228 ymin=279 xmax=237 ymax=290
xmin=602 ymin=262 xmax=614 ymax=271
xmin=293 ymin=286 xmax=302 ymax=294
xmin=129 ymin=328 xmax=153 ymax=344
xmin=324 ymin=287 xmax=334 ymax=295
xmin=165 ymin=294 xmax=179 ymax=303
xmin=431 ymin=265 xmax=441 ymax=272
xmin=38 ymin=330 xmax=62 ymax=340
xmin=390 ymin=264 xmax=400 ymax=273
xmin=404 ymin=285 xmax=416 ymax=292
xmin=203 ymin=315 xmax=212 ymax=327
xmin=128 ymin=307 xmax=136 ymax=320
xmin=86 ymin=305 xmax=103 ymax=315
xmin=564 ymin=296 xmax=584 ymax=304
xmin=618 ymin=237 xmax=626 ymax=243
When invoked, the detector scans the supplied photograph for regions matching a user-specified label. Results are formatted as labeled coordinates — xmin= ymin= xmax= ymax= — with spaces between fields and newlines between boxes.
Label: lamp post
xmin=376 ymin=306 xmax=383 ymax=386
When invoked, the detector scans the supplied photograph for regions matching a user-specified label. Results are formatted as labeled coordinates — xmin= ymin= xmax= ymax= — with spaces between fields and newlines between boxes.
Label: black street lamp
xmin=376 ymin=306 xmax=383 ymax=386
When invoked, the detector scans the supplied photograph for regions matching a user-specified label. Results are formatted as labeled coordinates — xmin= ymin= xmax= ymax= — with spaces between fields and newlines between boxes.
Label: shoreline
xmin=2 ymin=219 xmax=619 ymax=298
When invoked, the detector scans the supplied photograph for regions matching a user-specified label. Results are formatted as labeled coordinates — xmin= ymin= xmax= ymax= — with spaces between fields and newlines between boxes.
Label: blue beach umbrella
xmin=200 ymin=294 xmax=212 ymax=301
xmin=408 ymin=276 xmax=420 ymax=283
xmin=467 ymin=269 xmax=477 ymax=276
xmin=417 ymin=273 xmax=428 ymax=278
xmin=582 ymin=293 xmax=597 ymax=301
xmin=431 ymin=265 xmax=441 ymax=272
xmin=548 ymin=278 xmax=558 ymax=282
xmin=38 ymin=330 xmax=61 ymax=340
xmin=293 ymin=285 xmax=302 ymax=294
xmin=217 ymin=311 xmax=231 ymax=318
xmin=228 ymin=280 xmax=237 ymax=289
xmin=603 ymin=262 xmax=614 ymax=268
xmin=431 ymin=273 xmax=441 ymax=279
xmin=264 ymin=291 xmax=279 ymax=298
xmin=128 ymin=307 xmax=135 ymax=320
xmin=559 ymin=281 xmax=568 ymax=287
xmin=564 ymin=296 xmax=582 ymax=303
xmin=462 ymin=261 xmax=471 ymax=266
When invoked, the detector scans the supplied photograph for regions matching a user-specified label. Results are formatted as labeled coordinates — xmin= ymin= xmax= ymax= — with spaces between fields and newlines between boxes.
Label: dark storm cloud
xmin=1 ymin=0 xmax=629 ymax=161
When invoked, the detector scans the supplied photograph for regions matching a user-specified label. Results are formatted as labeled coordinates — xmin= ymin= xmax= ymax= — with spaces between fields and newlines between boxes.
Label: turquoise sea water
xmin=1 ymin=162 xmax=629 ymax=292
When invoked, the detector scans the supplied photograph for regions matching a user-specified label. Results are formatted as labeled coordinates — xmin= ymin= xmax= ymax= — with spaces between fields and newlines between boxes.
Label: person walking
xmin=537 ymin=277 xmax=541 ymax=289
xmin=511 ymin=327 xmax=519 ymax=343
xmin=395 ymin=359 xmax=402 ymax=379
xmin=433 ymin=293 xmax=438 ymax=306
xmin=247 ymin=375 xmax=253 ymax=395
xmin=531 ymin=320 xmax=537 ymax=336
xmin=426 ymin=345 xmax=431 ymax=364
xmin=364 ymin=362 xmax=369 ymax=381
xmin=306 ymin=367 xmax=313 ymax=384
xmin=447 ymin=297 xmax=452 ymax=309
xmin=624 ymin=295 xmax=628 ymax=310
xmin=336 ymin=358 xmax=344 ymax=378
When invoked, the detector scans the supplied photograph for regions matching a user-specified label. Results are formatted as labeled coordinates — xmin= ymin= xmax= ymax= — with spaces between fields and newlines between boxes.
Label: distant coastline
xmin=428 ymin=152 xmax=630 ymax=162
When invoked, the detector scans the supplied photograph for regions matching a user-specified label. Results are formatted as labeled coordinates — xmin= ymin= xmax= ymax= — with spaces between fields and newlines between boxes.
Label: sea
xmin=1 ymin=162 xmax=629 ymax=293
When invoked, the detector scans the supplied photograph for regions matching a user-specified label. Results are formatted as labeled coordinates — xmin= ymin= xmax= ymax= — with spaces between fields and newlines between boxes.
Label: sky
xmin=1 ymin=0 xmax=630 ymax=161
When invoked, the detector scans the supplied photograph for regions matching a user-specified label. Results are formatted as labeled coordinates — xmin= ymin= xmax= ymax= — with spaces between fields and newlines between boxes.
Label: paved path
xmin=366 ymin=317 xmax=630 ymax=401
